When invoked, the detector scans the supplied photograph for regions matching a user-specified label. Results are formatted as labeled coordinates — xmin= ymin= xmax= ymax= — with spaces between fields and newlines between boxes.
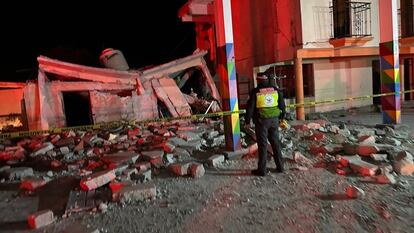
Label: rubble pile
xmin=276 ymin=120 xmax=414 ymax=184
xmin=0 ymin=118 xmax=235 ymax=229
xmin=0 ymin=116 xmax=413 ymax=229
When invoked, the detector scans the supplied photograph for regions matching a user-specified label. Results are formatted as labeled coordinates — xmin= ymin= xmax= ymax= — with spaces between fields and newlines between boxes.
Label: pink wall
xmin=0 ymin=89 xmax=24 ymax=116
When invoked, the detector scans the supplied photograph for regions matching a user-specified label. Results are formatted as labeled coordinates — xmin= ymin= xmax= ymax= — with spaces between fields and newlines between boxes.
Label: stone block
xmin=349 ymin=159 xmax=378 ymax=176
xmin=142 ymin=150 xmax=164 ymax=168
xmin=168 ymin=162 xmax=191 ymax=176
xmin=31 ymin=142 xmax=54 ymax=157
xmin=189 ymin=162 xmax=205 ymax=178
xmin=112 ymin=183 xmax=156 ymax=203
xmin=346 ymin=185 xmax=365 ymax=199
xmin=20 ymin=177 xmax=47 ymax=191
xmin=80 ymin=169 xmax=116 ymax=191
xmin=358 ymin=135 xmax=376 ymax=144
xmin=27 ymin=210 xmax=54 ymax=229
xmin=207 ymin=155 xmax=225 ymax=167
xmin=357 ymin=145 xmax=379 ymax=156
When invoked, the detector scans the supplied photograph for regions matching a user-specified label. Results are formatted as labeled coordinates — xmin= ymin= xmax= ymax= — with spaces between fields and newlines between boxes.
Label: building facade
xmin=179 ymin=0 xmax=414 ymax=114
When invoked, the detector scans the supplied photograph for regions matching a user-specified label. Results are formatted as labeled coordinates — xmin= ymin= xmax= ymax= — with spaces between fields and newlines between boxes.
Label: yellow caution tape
xmin=1 ymin=89 xmax=413 ymax=139
xmin=286 ymin=89 xmax=414 ymax=109
xmin=0 ymin=110 xmax=246 ymax=139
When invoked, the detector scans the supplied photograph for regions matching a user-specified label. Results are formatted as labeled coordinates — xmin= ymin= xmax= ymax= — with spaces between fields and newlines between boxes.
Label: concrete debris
xmin=189 ymin=162 xmax=205 ymax=178
xmin=346 ymin=185 xmax=365 ymax=199
xmin=31 ymin=142 xmax=54 ymax=157
xmin=1 ymin=167 xmax=34 ymax=180
xmin=112 ymin=183 xmax=156 ymax=203
xmin=358 ymin=135 xmax=376 ymax=144
xmin=207 ymin=154 xmax=225 ymax=167
xmin=20 ymin=177 xmax=47 ymax=191
xmin=370 ymin=154 xmax=388 ymax=162
xmin=224 ymin=149 xmax=248 ymax=160
xmin=0 ymin=108 xmax=413 ymax=231
xmin=80 ymin=169 xmax=117 ymax=191
xmin=169 ymin=162 xmax=191 ymax=176
xmin=27 ymin=209 xmax=54 ymax=229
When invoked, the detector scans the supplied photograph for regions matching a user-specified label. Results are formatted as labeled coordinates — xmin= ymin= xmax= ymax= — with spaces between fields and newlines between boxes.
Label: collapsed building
xmin=1 ymin=50 xmax=221 ymax=132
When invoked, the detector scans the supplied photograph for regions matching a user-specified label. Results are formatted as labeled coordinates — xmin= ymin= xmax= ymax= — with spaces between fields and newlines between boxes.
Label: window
xmin=401 ymin=0 xmax=414 ymax=37
xmin=331 ymin=0 xmax=372 ymax=38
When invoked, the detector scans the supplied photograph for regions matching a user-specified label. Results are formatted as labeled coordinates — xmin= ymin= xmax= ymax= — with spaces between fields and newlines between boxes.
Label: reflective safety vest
xmin=256 ymin=88 xmax=280 ymax=118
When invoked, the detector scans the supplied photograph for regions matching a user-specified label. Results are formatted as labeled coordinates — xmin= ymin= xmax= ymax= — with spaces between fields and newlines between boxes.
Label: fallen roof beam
xmin=141 ymin=50 xmax=221 ymax=102
xmin=49 ymin=82 xmax=135 ymax=92
xmin=37 ymin=56 xmax=138 ymax=85
xmin=141 ymin=51 xmax=209 ymax=80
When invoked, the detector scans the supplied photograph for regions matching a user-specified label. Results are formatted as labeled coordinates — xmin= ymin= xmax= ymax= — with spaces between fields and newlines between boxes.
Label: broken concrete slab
xmin=1 ymin=167 xmax=34 ymax=180
xmin=346 ymin=185 xmax=365 ymax=199
xmin=349 ymin=159 xmax=378 ymax=176
xmin=224 ymin=149 xmax=248 ymax=160
xmin=358 ymin=135 xmax=376 ymax=144
xmin=141 ymin=150 xmax=164 ymax=168
xmin=80 ymin=169 xmax=116 ymax=191
xmin=31 ymin=142 xmax=54 ymax=157
xmin=173 ymin=147 xmax=191 ymax=158
xmin=356 ymin=145 xmax=380 ymax=156
xmin=101 ymin=152 xmax=140 ymax=167
xmin=169 ymin=162 xmax=191 ymax=176
xmin=28 ymin=209 xmax=54 ymax=229
xmin=175 ymin=131 xmax=201 ymax=142
xmin=207 ymin=154 xmax=225 ymax=167
xmin=20 ymin=177 xmax=47 ymax=191
xmin=370 ymin=154 xmax=388 ymax=162
xmin=189 ymin=162 xmax=205 ymax=178
xmin=375 ymin=173 xmax=397 ymax=184
xmin=112 ymin=183 xmax=156 ymax=203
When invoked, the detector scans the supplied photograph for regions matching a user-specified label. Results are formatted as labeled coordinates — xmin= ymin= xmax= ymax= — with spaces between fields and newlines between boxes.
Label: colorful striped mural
xmin=215 ymin=0 xmax=241 ymax=151
xmin=379 ymin=0 xmax=401 ymax=124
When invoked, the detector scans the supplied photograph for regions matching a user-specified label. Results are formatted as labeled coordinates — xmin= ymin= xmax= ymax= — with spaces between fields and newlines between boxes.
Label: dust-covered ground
xmin=1 ymin=103 xmax=414 ymax=233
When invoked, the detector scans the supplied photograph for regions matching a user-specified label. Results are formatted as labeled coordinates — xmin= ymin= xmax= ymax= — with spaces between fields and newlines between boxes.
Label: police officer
xmin=245 ymin=73 xmax=285 ymax=176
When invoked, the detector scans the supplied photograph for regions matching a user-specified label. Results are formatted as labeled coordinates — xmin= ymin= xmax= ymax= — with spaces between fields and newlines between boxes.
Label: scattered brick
xmin=28 ymin=210 xmax=54 ymax=229
xmin=80 ymin=169 xmax=116 ymax=191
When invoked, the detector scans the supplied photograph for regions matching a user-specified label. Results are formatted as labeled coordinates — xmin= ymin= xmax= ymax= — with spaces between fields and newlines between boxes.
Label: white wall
xmin=309 ymin=57 xmax=375 ymax=112
xmin=300 ymin=0 xmax=380 ymax=49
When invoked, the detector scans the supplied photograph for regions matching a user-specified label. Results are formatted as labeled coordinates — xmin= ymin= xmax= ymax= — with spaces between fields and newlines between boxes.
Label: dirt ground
xmin=1 ymin=103 xmax=414 ymax=233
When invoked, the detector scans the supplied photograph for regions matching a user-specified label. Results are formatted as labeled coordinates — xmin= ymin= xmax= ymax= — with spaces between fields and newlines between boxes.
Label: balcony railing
xmin=329 ymin=1 xmax=372 ymax=38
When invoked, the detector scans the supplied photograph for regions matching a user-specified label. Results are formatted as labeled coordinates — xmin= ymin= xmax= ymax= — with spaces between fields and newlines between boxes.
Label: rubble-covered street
xmin=1 ymin=104 xmax=414 ymax=233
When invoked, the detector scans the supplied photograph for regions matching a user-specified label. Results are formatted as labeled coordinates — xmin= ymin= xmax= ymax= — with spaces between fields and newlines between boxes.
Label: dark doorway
xmin=62 ymin=91 xmax=93 ymax=126
xmin=372 ymin=60 xmax=381 ymax=105
xmin=404 ymin=58 xmax=413 ymax=100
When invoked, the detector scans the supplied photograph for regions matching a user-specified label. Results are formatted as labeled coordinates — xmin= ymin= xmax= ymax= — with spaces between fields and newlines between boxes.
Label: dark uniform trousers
xmin=254 ymin=117 xmax=284 ymax=173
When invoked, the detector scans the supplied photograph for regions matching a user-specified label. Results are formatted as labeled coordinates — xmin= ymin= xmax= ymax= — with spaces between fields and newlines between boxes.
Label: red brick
xmin=308 ymin=132 xmax=325 ymax=141
xmin=20 ymin=177 xmax=47 ymax=191
xmin=28 ymin=210 xmax=54 ymax=229
xmin=80 ymin=169 xmax=116 ymax=191
xmin=169 ymin=162 xmax=191 ymax=176
xmin=188 ymin=163 xmax=205 ymax=178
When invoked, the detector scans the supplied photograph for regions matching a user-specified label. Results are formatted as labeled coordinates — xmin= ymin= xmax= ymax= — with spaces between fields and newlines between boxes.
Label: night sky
xmin=14 ymin=1 xmax=195 ymax=82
